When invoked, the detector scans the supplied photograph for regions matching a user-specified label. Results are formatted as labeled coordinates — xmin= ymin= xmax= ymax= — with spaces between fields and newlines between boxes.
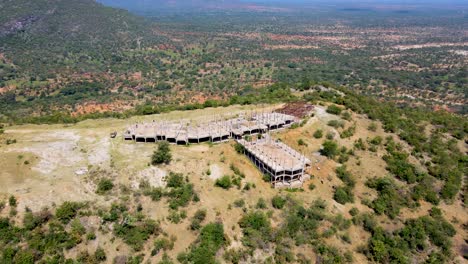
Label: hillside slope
xmin=0 ymin=0 xmax=163 ymax=75
xmin=0 ymin=87 xmax=466 ymax=263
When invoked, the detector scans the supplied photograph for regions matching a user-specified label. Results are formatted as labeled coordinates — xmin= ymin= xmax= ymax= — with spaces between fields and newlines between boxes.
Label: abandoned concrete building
xmin=237 ymin=136 xmax=311 ymax=188
xmin=123 ymin=111 xmax=311 ymax=187
xmin=123 ymin=112 xmax=296 ymax=144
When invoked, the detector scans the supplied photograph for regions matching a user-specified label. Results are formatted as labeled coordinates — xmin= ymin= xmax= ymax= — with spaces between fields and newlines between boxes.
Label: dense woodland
xmin=0 ymin=0 xmax=467 ymax=122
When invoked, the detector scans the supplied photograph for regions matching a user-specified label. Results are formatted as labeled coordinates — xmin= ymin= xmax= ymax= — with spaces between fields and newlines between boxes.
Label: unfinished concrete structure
xmin=123 ymin=110 xmax=313 ymax=187
xmin=237 ymin=135 xmax=311 ymax=188
xmin=123 ymin=112 xmax=296 ymax=144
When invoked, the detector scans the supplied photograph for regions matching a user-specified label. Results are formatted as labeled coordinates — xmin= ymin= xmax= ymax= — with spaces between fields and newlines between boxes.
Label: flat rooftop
xmin=238 ymin=137 xmax=311 ymax=172
xmin=124 ymin=112 xmax=297 ymax=143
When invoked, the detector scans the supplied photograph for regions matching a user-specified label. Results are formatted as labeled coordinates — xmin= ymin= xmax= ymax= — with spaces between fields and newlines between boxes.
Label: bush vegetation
xmin=215 ymin=175 xmax=233 ymax=189
xmin=152 ymin=142 xmax=172 ymax=165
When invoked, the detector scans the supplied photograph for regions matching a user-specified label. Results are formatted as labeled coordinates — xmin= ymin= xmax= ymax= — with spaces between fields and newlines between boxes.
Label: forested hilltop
xmin=0 ymin=0 xmax=466 ymax=122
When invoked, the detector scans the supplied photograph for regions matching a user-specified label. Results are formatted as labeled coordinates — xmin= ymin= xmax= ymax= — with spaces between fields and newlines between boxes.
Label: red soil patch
xmin=71 ymin=101 xmax=134 ymax=116
xmin=275 ymin=102 xmax=315 ymax=118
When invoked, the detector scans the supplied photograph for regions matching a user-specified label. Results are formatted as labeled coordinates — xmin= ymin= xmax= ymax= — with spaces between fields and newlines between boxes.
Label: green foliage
xmin=114 ymin=218 xmax=160 ymax=251
xmin=362 ymin=210 xmax=455 ymax=263
xmin=271 ymin=195 xmax=287 ymax=209
xmin=166 ymin=179 xmax=195 ymax=210
xmin=166 ymin=173 xmax=185 ymax=188
xmin=297 ymin=138 xmax=307 ymax=146
xmin=327 ymin=119 xmax=345 ymax=128
xmin=369 ymin=136 xmax=383 ymax=145
xmin=340 ymin=123 xmax=356 ymax=138
xmin=233 ymin=199 xmax=245 ymax=208
xmin=308 ymin=183 xmax=316 ymax=190
xmin=334 ymin=187 xmax=354 ymax=204
xmin=326 ymin=105 xmax=343 ymax=115
xmin=190 ymin=209 xmax=207 ymax=231
xmin=333 ymin=166 xmax=356 ymax=204
xmin=158 ymin=253 xmax=175 ymax=264
xmin=256 ymin=198 xmax=267 ymax=209
xmin=55 ymin=202 xmax=83 ymax=223
xmin=349 ymin=208 xmax=359 ymax=216
xmin=326 ymin=132 xmax=335 ymax=140
xmin=215 ymin=175 xmax=232 ymax=189
xmin=96 ymin=178 xmax=114 ymax=194
xmin=313 ymin=129 xmax=323 ymax=139
xmin=238 ymin=211 xmax=272 ymax=249
xmin=8 ymin=196 xmax=16 ymax=207
xmin=341 ymin=111 xmax=352 ymax=121
xmin=234 ymin=143 xmax=245 ymax=154
xmin=179 ymin=222 xmax=225 ymax=264
xmin=94 ymin=247 xmax=107 ymax=262
xmin=152 ymin=142 xmax=172 ymax=165
xmin=141 ymin=172 xmax=196 ymax=209
xmin=230 ymin=163 xmax=245 ymax=178
xmin=365 ymin=177 xmax=411 ymax=219
xmin=383 ymin=141 xmax=420 ymax=184
xmin=152 ymin=237 xmax=175 ymax=255
xmin=167 ymin=210 xmax=185 ymax=224
xmin=320 ymin=140 xmax=339 ymax=158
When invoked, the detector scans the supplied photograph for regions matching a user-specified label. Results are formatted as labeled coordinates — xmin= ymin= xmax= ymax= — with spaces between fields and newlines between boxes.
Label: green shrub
xmin=341 ymin=111 xmax=352 ymax=121
xmin=190 ymin=209 xmax=207 ymax=230
xmin=238 ymin=211 xmax=271 ymax=249
xmin=94 ymin=247 xmax=106 ymax=262
xmin=8 ymin=196 xmax=16 ymax=207
xmin=271 ymin=196 xmax=286 ymax=209
xmin=180 ymin=222 xmax=226 ymax=264
xmin=166 ymin=173 xmax=184 ymax=188
xmin=215 ymin=176 xmax=232 ymax=189
xmin=340 ymin=124 xmax=356 ymax=138
xmin=297 ymin=139 xmax=307 ymax=146
xmin=234 ymin=199 xmax=245 ymax=208
xmin=152 ymin=237 xmax=175 ymax=255
xmin=366 ymin=177 xmax=410 ymax=219
xmin=334 ymin=187 xmax=354 ymax=204
xmin=369 ymin=136 xmax=383 ymax=145
xmin=234 ymin=143 xmax=245 ymax=154
xmin=96 ymin=178 xmax=114 ymax=194
xmin=256 ymin=198 xmax=267 ymax=209
xmin=230 ymin=163 xmax=245 ymax=178
xmin=13 ymin=250 xmax=34 ymax=264
xmin=327 ymin=120 xmax=345 ymax=128
xmin=326 ymin=105 xmax=343 ymax=115
xmin=313 ymin=129 xmax=323 ymax=139
xmin=114 ymin=218 xmax=160 ymax=251
xmin=326 ymin=132 xmax=335 ymax=140
xmin=349 ymin=207 xmax=359 ymax=216
xmin=87 ymin=232 xmax=96 ymax=240
xmin=144 ymin=187 xmax=164 ymax=201
xmin=320 ymin=140 xmax=338 ymax=158
xmin=152 ymin=142 xmax=172 ymax=165
xmin=55 ymin=201 xmax=83 ymax=223
xmin=167 ymin=183 xmax=195 ymax=210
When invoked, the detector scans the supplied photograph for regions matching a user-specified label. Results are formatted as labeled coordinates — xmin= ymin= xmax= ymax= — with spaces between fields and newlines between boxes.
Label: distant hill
xmin=0 ymin=0 xmax=164 ymax=75
xmin=96 ymin=0 xmax=275 ymax=14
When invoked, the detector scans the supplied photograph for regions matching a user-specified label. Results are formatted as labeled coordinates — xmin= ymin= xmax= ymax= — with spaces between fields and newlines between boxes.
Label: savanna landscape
xmin=0 ymin=0 xmax=467 ymax=263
